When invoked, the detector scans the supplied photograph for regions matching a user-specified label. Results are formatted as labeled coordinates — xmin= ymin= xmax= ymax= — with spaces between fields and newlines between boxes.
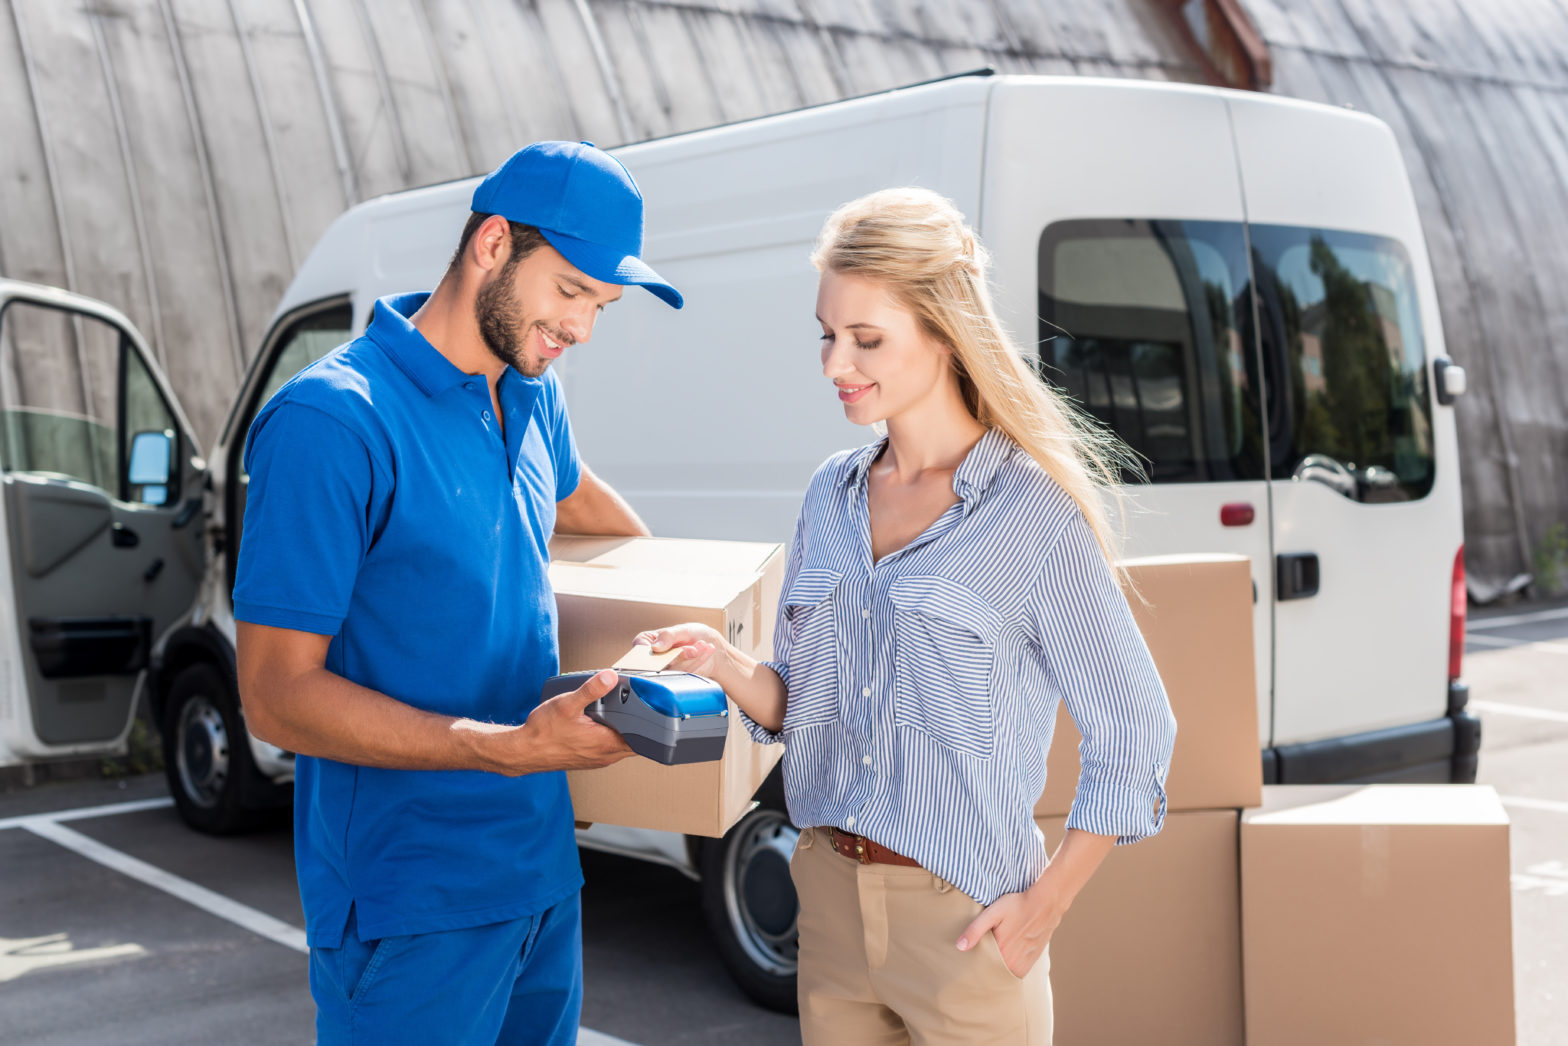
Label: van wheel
xmin=161 ymin=663 xmax=263 ymax=835
xmin=699 ymin=788 xmax=800 ymax=1013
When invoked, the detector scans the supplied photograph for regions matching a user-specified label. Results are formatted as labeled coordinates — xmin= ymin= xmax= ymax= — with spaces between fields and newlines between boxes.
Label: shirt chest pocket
xmin=889 ymin=576 xmax=1001 ymax=759
xmin=780 ymin=567 xmax=845 ymax=731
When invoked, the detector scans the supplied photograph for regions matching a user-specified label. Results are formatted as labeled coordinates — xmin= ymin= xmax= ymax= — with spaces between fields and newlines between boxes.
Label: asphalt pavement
xmin=0 ymin=603 xmax=1563 ymax=1045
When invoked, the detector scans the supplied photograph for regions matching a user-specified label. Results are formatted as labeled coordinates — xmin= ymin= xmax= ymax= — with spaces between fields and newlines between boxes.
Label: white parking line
xmin=1500 ymin=796 xmax=1568 ymax=816
xmin=1472 ymin=700 xmax=1568 ymax=725
xmin=1468 ymin=605 xmax=1568 ymax=631
xmin=579 ymin=1033 xmax=640 ymax=1046
xmin=2 ymin=795 xmax=643 ymax=1045
xmin=0 ymin=795 xmax=173 ymax=832
xmin=1466 ymin=633 xmax=1568 ymax=655
xmin=23 ymin=818 xmax=309 ymax=953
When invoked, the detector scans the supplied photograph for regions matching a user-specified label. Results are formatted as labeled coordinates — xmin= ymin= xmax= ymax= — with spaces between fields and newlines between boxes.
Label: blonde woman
xmin=638 ymin=188 xmax=1177 ymax=1044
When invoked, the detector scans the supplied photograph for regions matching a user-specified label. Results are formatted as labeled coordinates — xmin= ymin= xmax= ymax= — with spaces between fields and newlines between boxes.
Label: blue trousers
xmin=309 ymin=894 xmax=583 ymax=1045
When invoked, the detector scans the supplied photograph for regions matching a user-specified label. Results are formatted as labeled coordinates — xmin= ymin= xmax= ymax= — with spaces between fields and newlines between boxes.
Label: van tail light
xmin=1449 ymin=545 xmax=1467 ymax=681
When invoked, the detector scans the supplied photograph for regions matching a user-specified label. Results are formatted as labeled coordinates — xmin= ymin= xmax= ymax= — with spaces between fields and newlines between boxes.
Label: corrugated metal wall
xmin=0 ymin=0 xmax=1562 ymax=596
xmin=1243 ymin=0 xmax=1568 ymax=599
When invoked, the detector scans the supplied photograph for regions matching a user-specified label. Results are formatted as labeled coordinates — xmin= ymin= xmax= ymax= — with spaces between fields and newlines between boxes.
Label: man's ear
xmin=470 ymin=214 xmax=513 ymax=275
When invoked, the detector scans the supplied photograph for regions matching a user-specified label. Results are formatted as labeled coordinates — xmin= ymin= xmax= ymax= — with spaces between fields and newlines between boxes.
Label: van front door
xmin=0 ymin=284 xmax=204 ymax=761
xmin=982 ymin=81 xmax=1275 ymax=746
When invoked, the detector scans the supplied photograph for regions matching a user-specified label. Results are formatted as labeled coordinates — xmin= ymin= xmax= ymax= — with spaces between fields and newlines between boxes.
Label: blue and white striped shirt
xmin=745 ymin=428 xmax=1177 ymax=906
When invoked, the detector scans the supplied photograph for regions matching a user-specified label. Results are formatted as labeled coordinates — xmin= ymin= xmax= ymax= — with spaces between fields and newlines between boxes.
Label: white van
xmin=0 ymin=73 xmax=1477 ymax=1011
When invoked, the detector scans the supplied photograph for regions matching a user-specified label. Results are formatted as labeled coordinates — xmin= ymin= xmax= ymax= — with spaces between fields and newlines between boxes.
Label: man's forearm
xmin=242 ymin=665 xmax=519 ymax=774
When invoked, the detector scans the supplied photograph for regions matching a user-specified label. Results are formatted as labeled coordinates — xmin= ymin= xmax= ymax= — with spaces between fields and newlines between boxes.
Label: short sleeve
xmin=1027 ymin=512 xmax=1178 ymax=845
xmin=542 ymin=370 xmax=581 ymax=502
xmin=232 ymin=400 xmax=384 ymax=637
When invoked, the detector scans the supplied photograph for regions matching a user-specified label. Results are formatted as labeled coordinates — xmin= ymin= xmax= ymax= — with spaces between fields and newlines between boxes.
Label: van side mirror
xmin=1434 ymin=356 xmax=1466 ymax=405
xmin=128 ymin=429 xmax=172 ymax=506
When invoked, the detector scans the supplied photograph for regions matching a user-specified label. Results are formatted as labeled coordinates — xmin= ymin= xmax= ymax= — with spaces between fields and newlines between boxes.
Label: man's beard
xmin=475 ymin=259 xmax=548 ymax=377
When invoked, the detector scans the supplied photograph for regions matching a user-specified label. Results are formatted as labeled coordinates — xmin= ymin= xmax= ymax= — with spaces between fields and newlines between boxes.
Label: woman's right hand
xmin=633 ymin=623 xmax=728 ymax=680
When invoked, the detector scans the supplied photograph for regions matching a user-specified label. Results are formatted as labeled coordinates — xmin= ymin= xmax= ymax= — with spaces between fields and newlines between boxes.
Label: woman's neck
xmin=879 ymin=386 xmax=989 ymax=482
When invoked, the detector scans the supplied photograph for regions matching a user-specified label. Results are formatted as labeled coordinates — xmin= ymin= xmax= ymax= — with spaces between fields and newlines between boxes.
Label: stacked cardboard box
xmin=1038 ymin=554 xmax=1516 ymax=1045
xmin=549 ymin=535 xmax=785 ymax=837
xmin=1039 ymin=554 xmax=1257 ymax=1046
xmin=1240 ymin=784 xmax=1515 ymax=1046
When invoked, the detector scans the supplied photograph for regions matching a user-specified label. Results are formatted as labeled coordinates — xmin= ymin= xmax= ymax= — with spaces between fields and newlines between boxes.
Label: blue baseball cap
xmin=471 ymin=141 xmax=682 ymax=309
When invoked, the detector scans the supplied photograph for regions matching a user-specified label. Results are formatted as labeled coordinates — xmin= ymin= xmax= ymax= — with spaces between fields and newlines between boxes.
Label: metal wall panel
xmin=0 ymin=0 xmax=1559 ymax=596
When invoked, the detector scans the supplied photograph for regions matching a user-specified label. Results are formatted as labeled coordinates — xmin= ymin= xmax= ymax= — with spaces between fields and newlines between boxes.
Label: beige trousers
xmin=791 ymin=827 xmax=1053 ymax=1045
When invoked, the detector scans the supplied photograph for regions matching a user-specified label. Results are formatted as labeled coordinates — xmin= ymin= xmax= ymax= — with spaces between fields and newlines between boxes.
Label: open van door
xmin=0 ymin=281 xmax=204 ymax=763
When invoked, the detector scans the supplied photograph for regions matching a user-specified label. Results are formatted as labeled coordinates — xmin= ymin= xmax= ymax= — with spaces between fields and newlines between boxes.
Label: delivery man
xmin=233 ymin=141 xmax=682 ymax=1045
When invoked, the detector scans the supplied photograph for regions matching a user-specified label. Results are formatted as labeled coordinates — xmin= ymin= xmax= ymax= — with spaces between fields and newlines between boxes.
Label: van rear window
xmin=1037 ymin=220 xmax=1435 ymax=502
xmin=1037 ymin=219 xmax=1265 ymax=483
xmin=1250 ymin=226 xmax=1434 ymax=503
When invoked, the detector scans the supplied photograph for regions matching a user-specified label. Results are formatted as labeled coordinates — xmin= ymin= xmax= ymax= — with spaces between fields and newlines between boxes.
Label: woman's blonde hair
xmin=811 ymin=187 xmax=1139 ymax=569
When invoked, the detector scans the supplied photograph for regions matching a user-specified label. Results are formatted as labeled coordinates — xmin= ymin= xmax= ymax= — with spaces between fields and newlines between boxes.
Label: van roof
xmin=270 ymin=72 xmax=1388 ymax=327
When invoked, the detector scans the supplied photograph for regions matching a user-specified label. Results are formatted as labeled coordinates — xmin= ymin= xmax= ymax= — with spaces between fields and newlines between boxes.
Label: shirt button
xmin=861 ymin=686 xmax=871 ymax=697
xmin=482 ymin=410 xmax=492 ymax=421
xmin=845 ymin=816 xmax=855 ymax=828
xmin=862 ymin=755 xmax=872 ymax=766
xmin=861 ymin=609 xmax=870 ymax=619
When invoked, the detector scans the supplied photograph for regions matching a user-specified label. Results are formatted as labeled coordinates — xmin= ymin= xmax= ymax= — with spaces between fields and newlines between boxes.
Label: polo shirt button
xmin=861 ymin=686 xmax=871 ymax=697
xmin=482 ymin=410 xmax=492 ymax=421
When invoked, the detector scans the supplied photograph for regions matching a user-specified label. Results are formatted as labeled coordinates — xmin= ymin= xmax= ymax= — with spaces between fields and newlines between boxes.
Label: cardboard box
xmin=1038 ymin=810 xmax=1244 ymax=1046
xmin=549 ymin=535 xmax=785 ymax=837
xmin=1240 ymin=785 xmax=1515 ymax=1046
xmin=1037 ymin=554 xmax=1261 ymax=818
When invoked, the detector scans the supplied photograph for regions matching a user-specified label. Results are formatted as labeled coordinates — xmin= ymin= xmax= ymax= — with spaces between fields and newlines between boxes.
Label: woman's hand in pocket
xmin=634 ymin=624 xmax=727 ymax=678
xmin=955 ymin=882 xmax=1066 ymax=979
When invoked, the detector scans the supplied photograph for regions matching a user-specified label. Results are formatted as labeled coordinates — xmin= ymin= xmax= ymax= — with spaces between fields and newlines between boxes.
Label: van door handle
xmin=171 ymin=497 xmax=200 ymax=529
xmin=111 ymin=523 xmax=139 ymax=549
xmin=1276 ymin=553 xmax=1319 ymax=600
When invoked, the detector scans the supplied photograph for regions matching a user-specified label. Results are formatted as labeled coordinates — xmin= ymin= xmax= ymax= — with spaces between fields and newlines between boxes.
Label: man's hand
xmin=493 ymin=669 xmax=634 ymax=775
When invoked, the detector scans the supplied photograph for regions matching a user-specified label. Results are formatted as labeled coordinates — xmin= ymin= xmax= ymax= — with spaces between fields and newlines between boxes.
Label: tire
xmin=699 ymin=775 xmax=800 ymax=1013
xmin=160 ymin=663 xmax=268 ymax=835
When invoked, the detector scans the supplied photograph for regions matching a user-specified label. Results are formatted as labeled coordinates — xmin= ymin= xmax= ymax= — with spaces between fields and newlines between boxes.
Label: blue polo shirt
xmin=233 ymin=292 xmax=583 ymax=947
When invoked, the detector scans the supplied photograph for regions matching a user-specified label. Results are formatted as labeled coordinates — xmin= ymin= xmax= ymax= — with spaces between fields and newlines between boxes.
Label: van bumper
xmin=1263 ymin=681 xmax=1480 ymax=785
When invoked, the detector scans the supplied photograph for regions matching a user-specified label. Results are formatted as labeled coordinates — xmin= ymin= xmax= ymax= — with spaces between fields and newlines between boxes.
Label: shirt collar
xmin=366 ymin=292 xmax=477 ymax=398
xmin=953 ymin=427 xmax=1015 ymax=505
xmin=842 ymin=427 xmax=1015 ymax=508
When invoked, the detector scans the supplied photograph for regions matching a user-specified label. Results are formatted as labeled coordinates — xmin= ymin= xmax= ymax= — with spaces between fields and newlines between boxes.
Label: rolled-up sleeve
xmin=1027 ymin=512 xmax=1178 ymax=845
xmin=736 ymin=508 xmax=805 ymax=745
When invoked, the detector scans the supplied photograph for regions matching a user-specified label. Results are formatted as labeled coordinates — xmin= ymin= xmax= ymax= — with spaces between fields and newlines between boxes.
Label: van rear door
xmin=980 ymin=80 xmax=1274 ymax=747
xmin=0 ymin=283 xmax=203 ymax=761
xmin=1226 ymin=96 xmax=1461 ymax=755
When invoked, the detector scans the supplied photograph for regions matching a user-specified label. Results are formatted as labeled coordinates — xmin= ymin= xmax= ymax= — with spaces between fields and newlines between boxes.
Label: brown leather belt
xmin=827 ymin=827 xmax=922 ymax=867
